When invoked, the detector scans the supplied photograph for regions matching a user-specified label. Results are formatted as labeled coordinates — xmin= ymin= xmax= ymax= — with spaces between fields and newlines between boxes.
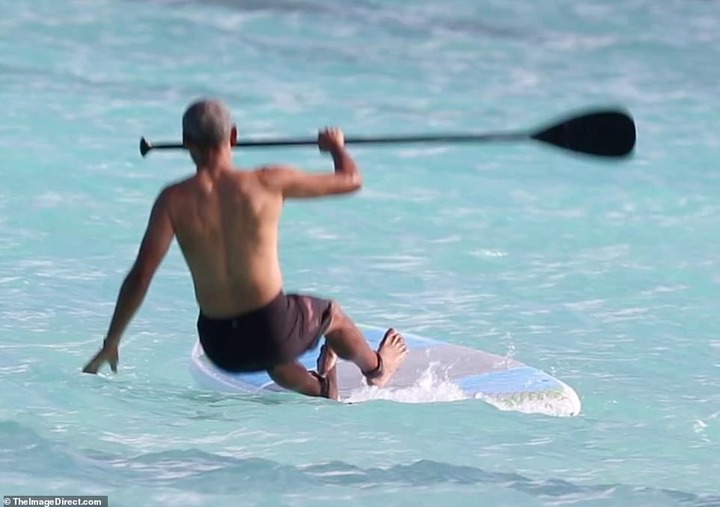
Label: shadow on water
xmin=0 ymin=421 xmax=717 ymax=505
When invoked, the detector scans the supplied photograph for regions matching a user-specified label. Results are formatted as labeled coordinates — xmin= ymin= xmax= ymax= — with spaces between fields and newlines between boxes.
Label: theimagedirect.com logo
xmin=3 ymin=497 xmax=106 ymax=507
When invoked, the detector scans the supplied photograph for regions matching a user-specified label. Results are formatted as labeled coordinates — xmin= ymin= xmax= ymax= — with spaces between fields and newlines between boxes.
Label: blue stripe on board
xmin=455 ymin=366 xmax=564 ymax=395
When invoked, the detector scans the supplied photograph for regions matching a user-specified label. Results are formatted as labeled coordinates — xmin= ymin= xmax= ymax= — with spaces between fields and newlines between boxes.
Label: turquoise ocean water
xmin=2 ymin=0 xmax=719 ymax=505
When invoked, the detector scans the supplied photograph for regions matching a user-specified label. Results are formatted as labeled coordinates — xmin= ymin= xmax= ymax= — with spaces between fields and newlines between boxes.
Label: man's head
xmin=182 ymin=98 xmax=237 ymax=163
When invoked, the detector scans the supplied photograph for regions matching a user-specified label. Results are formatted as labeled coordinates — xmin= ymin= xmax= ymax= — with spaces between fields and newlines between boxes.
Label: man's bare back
xmin=166 ymin=168 xmax=286 ymax=318
xmin=82 ymin=98 xmax=408 ymax=399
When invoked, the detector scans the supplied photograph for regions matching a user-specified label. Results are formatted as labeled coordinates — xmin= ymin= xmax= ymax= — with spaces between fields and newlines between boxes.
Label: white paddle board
xmin=189 ymin=324 xmax=581 ymax=417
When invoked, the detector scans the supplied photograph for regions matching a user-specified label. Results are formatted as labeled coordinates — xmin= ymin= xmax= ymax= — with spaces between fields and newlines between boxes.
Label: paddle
xmin=139 ymin=108 xmax=636 ymax=159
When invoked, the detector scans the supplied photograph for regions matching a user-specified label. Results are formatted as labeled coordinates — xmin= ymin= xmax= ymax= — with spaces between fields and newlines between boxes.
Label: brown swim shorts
xmin=197 ymin=291 xmax=333 ymax=373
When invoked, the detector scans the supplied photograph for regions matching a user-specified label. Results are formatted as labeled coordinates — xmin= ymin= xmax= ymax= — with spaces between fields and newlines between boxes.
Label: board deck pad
xmin=189 ymin=324 xmax=581 ymax=417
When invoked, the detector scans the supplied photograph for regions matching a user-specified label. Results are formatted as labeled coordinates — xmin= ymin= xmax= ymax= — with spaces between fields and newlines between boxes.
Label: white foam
xmin=469 ymin=249 xmax=508 ymax=258
xmin=342 ymin=365 xmax=468 ymax=404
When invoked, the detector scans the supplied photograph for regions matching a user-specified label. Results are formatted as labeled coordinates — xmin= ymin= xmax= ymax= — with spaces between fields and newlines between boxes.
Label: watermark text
xmin=3 ymin=497 xmax=107 ymax=507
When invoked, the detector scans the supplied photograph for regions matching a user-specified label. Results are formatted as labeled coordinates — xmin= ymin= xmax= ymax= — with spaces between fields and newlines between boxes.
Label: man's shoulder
xmin=154 ymin=176 xmax=195 ymax=206
xmin=218 ymin=166 xmax=271 ymax=189
xmin=160 ymin=177 xmax=190 ymax=196
xmin=253 ymin=164 xmax=305 ymax=186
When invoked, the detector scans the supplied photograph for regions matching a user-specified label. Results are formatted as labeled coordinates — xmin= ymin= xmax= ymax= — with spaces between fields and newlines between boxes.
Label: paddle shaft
xmin=141 ymin=131 xmax=527 ymax=154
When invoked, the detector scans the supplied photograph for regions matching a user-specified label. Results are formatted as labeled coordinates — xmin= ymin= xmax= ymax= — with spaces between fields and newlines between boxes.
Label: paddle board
xmin=189 ymin=324 xmax=581 ymax=417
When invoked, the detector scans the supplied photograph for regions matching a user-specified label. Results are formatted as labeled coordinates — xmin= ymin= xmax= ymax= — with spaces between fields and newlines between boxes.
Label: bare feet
xmin=316 ymin=343 xmax=339 ymax=400
xmin=365 ymin=328 xmax=408 ymax=388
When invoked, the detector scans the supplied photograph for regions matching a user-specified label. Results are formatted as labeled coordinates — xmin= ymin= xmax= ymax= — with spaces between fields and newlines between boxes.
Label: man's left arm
xmin=83 ymin=188 xmax=175 ymax=374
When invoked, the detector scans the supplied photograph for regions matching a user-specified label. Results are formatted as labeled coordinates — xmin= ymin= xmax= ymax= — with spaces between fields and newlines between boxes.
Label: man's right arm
xmin=260 ymin=145 xmax=363 ymax=199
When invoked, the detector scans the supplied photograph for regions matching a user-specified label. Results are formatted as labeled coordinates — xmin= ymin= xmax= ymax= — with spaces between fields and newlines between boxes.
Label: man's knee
xmin=267 ymin=362 xmax=322 ymax=397
xmin=267 ymin=363 xmax=294 ymax=388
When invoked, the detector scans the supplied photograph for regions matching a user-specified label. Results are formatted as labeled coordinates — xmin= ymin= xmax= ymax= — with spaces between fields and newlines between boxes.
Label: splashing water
xmin=343 ymin=364 xmax=469 ymax=404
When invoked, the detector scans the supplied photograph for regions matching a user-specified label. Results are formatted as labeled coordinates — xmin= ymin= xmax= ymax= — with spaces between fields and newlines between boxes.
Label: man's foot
xmin=315 ymin=344 xmax=338 ymax=400
xmin=364 ymin=328 xmax=408 ymax=388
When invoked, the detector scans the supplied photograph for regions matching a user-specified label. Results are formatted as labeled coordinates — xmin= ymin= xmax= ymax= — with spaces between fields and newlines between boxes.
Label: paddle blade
xmin=531 ymin=109 xmax=636 ymax=158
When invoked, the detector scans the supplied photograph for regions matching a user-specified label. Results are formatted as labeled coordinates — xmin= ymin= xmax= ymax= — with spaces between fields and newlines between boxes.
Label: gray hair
xmin=182 ymin=98 xmax=233 ymax=148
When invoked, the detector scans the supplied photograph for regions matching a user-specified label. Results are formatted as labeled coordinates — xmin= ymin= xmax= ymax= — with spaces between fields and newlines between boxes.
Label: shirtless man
xmin=82 ymin=98 xmax=408 ymax=399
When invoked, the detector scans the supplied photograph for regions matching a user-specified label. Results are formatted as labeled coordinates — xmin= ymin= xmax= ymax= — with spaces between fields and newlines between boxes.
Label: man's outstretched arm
xmin=260 ymin=127 xmax=363 ymax=198
xmin=83 ymin=188 xmax=175 ymax=373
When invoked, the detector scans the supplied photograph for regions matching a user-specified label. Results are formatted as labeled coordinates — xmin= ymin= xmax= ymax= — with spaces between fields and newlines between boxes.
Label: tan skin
xmin=83 ymin=125 xmax=407 ymax=398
